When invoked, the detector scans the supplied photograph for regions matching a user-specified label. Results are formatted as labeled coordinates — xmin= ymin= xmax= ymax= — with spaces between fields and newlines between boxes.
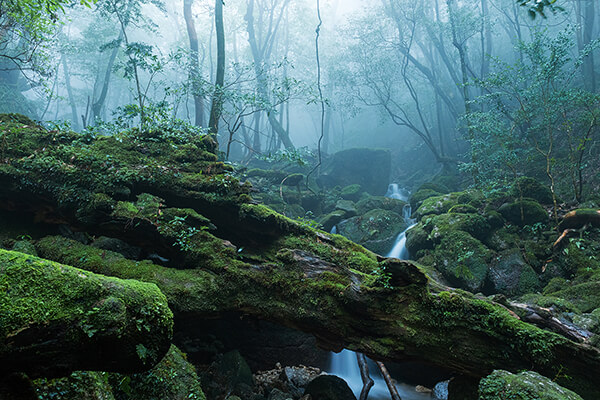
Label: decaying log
xmin=0 ymin=249 xmax=172 ymax=378
xmin=1 ymin=117 xmax=599 ymax=398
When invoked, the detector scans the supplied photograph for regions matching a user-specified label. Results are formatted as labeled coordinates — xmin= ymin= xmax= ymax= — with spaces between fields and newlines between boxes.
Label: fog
xmin=2 ymin=0 xmax=598 ymax=177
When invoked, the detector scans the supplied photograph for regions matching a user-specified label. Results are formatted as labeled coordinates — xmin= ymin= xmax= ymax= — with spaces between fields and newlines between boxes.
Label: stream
xmin=327 ymin=185 xmax=433 ymax=399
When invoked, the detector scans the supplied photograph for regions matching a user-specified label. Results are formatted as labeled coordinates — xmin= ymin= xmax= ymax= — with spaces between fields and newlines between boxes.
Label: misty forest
xmin=1 ymin=0 xmax=600 ymax=399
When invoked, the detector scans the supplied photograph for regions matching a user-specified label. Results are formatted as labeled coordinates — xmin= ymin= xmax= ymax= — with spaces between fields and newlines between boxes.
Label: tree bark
xmin=183 ymin=0 xmax=205 ymax=127
xmin=357 ymin=353 xmax=374 ymax=400
xmin=208 ymin=0 xmax=225 ymax=140
xmin=60 ymin=54 xmax=80 ymax=131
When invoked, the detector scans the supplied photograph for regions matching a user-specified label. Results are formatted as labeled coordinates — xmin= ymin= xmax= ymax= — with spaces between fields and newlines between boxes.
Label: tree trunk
xmin=91 ymin=30 xmax=123 ymax=123
xmin=60 ymin=54 xmax=80 ymax=131
xmin=208 ymin=0 xmax=225 ymax=140
xmin=183 ymin=0 xmax=205 ymax=127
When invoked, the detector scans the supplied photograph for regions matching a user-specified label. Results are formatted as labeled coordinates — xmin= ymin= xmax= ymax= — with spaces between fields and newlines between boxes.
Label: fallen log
xmin=0 ymin=249 xmax=173 ymax=378
xmin=1 ymin=116 xmax=599 ymax=398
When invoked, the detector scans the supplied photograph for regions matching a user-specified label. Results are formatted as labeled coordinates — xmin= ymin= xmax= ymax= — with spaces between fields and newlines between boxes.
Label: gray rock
xmin=433 ymin=380 xmax=449 ymax=400
xmin=486 ymin=249 xmax=540 ymax=296
xmin=304 ymin=375 xmax=356 ymax=400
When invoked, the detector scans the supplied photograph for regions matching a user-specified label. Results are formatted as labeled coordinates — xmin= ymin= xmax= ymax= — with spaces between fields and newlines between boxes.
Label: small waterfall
xmin=327 ymin=186 xmax=432 ymax=399
xmin=330 ymin=225 xmax=337 ymax=234
xmin=385 ymin=184 xmax=410 ymax=202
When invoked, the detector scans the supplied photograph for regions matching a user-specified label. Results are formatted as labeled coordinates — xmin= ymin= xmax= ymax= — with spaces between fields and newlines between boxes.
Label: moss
xmin=510 ymin=176 xmax=554 ymax=205
xmin=448 ymin=203 xmax=478 ymax=214
xmin=423 ymin=212 xmax=491 ymax=242
xmin=356 ymin=196 xmax=406 ymax=215
xmin=34 ymin=371 xmax=115 ymax=400
xmin=0 ymin=248 xmax=173 ymax=372
xmin=498 ymin=199 xmax=548 ymax=226
xmin=410 ymin=188 xmax=442 ymax=210
xmin=11 ymin=240 xmax=38 ymax=256
xmin=415 ymin=192 xmax=464 ymax=217
xmin=479 ymin=370 xmax=583 ymax=400
xmin=405 ymin=224 xmax=433 ymax=256
xmin=430 ymin=231 xmax=492 ymax=292
xmin=340 ymin=184 xmax=363 ymax=201
xmin=110 ymin=345 xmax=205 ymax=400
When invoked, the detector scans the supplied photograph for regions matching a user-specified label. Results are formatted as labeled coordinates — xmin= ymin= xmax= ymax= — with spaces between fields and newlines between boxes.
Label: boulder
xmin=340 ymin=185 xmax=363 ymax=202
xmin=321 ymin=148 xmax=391 ymax=195
xmin=510 ymin=177 xmax=554 ymax=205
xmin=431 ymin=231 xmax=492 ymax=293
xmin=498 ymin=200 xmax=548 ymax=226
xmin=479 ymin=370 xmax=583 ymax=400
xmin=485 ymin=249 xmax=540 ymax=296
xmin=337 ymin=209 xmax=407 ymax=255
xmin=304 ymin=375 xmax=356 ymax=400
xmin=335 ymin=200 xmax=357 ymax=216
xmin=356 ymin=196 xmax=407 ymax=216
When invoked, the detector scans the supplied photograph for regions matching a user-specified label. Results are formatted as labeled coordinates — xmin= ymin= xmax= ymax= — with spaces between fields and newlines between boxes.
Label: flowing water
xmin=327 ymin=186 xmax=432 ymax=399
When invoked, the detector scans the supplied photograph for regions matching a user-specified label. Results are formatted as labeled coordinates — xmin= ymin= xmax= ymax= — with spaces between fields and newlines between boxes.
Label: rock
xmin=485 ymin=249 xmax=540 ymax=296
xmin=337 ymin=209 xmax=407 ymax=255
xmin=283 ymin=174 xmax=304 ymax=186
xmin=91 ymin=236 xmax=141 ymax=259
xmin=304 ymin=375 xmax=356 ymax=400
xmin=109 ymin=345 xmax=206 ymax=400
xmin=433 ymin=380 xmax=449 ymax=400
xmin=405 ymin=224 xmax=433 ymax=256
xmin=479 ymin=370 xmax=583 ymax=400
xmin=319 ymin=210 xmax=347 ymax=233
xmin=335 ymin=200 xmax=357 ymax=216
xmin=204 ymin=350 xmax=253 ymax=399
xmin=322 ymin=148 xmax=391 ymax=195
xmin=423 ymin=213 xmax=491 ymax=242
xmin=410 ymin=188 xmax=442 ymax=210
xmin=431 ymin=231 xmax=492 ymax=293
xmin=340 ymin=184 xmax=363 ymax=202
xmin=510 ymin=176 xmax=554 ymax=205
xmin=498 ymin=199 xmax=548 ymax=226
xmin=356 ymin=196 xmax=407 ymax=215
xmin=284 ymin=366 xmax=322 ymax=389
xmin=0 ymin=249 xmax=173 ymax=378
xmin=268 ymin=388 xmax=293 ymax=400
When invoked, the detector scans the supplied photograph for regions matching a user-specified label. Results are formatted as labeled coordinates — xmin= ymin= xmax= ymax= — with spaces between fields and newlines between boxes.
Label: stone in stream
xmin=304 ymin=375 xmax=356 ymax=400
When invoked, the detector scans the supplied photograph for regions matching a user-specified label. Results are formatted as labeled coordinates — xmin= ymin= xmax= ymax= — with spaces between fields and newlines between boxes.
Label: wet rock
xmin=337 ymin=209 xmax=407 ymax=255
xmin=479 ymin=370 xmax=583 ymax=400
xmin=356 ymin=196 xmax=407 ymax=215
xmin=340 ymin=185 xmax=363 ymax=202
xmin=431 ymin=231 xmax=492 ymax=293
xmin=335 ymin=200 xmax=357 ymax=216
xmin=304 ymin=375 xmax=356 ymax=400
xmin=486 ymin=249 xmax=540 ymax=296
xmin=319 ymin=210 xmax=347 ymax=233
xmin=268 ymin=388 xmax=293 ymax=400
xmin=433 ymin=380 xmax=449 ymax=400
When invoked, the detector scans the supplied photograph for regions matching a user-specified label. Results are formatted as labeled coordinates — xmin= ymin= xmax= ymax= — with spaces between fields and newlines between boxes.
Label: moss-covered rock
xmin=110 ymin=345 xmax=205 ymax=400
xmin=510 ymin=176 xmax=554 ymax=205
xmin=322 ymin=148 xmax=391 ymax=195
xmin=319 ymin=210 xmax=347 ymax=233
xmin=479 ymin=370 xmax=583 ymax=400
xmin=340 ymin=184 xmax=363 ymax=202
xmin=356 ymin=196 xmax=407 ymax=216
xmin=415 ymin=192 xmax=475 ymax=217
xmin=335 ymin=200 xmax=357 ymax=216
xmin=485 ymin=249 xmax=540 ymax=297
xmin=410 ymin=188 xmax=442 ymax=210
xmin=0 ymin=249 xmax=173 ymax=377
xmin=422 ymin=212 xmax=491 ymax=242
xmin=337 ymin=209 xmax=407 ymax=255
xmin=498 ymin=200 xmax=548 ymax=226
xmin=431 ymin=231 xmax=492 ymax=292
xmin=405 ymin=225 xmax=433 ymax=257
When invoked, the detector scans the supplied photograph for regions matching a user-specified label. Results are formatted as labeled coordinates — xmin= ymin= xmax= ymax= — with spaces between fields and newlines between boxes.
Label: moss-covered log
xmin=0 ymin=249 xmax=173 ymax=377
xmin=0 ymin=116 xmax=599 ymax=397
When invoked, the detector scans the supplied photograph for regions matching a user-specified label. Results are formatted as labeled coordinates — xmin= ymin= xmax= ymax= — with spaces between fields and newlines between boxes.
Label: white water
xmin=327 ymin=186 xmax=432 ymax=399
xmin=385 ymin=184 xmax=410 ymax=202
xmin=329 ymin=350 xmax=432 ymax=400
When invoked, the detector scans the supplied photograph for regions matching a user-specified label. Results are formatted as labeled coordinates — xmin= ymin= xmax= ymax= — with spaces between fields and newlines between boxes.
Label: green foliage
xmin=464 ymin=27 xmax=600 ymax=202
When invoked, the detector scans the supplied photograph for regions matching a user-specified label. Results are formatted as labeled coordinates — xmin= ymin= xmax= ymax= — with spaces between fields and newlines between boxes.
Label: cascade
xmin=327 ymin=186 xmax=431 ymax=399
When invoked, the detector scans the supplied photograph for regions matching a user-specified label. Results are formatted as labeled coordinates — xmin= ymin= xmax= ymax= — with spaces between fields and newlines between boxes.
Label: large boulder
xmin=337 ymin=209 xmax=407 ymax=255
xmin=498 ymin=200 xmax=548 ymax=226
xmin=485 ymin=249 xmax=540 ymax=297
xmin=320 ymin=148 xmax=391 ymax=195
xmin=510 ymin=177 xmax=554 ymax=205
xmin=479 ymin=370 xmax=583 ymax=400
